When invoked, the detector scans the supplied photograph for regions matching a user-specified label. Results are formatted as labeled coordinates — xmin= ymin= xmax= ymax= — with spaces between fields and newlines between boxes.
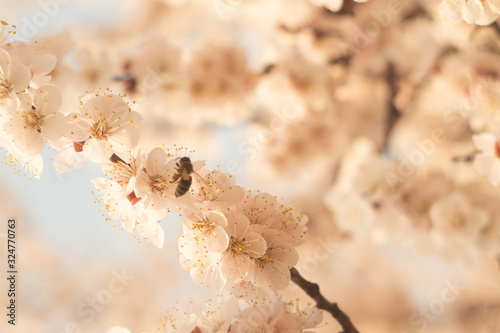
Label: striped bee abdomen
xmin=172 ymin=156 xmax=194 ymax=198
xmin=175 ymin=175 xmax=192 ymax=197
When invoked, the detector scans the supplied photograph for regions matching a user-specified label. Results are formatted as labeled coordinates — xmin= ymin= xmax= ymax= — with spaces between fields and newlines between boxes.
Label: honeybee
xmin=171 ymin=157 xmax=194 ymax=197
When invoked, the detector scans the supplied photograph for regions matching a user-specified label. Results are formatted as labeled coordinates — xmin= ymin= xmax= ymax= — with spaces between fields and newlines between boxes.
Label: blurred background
xmin=2 ymin=0 xmax=500 ymax=332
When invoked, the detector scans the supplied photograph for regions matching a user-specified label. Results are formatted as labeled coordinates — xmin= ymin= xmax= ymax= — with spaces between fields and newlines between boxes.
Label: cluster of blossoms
xmin=108 ymin=296 xmax=322 ymax=333
xmin=0 ymin=21 xmax=141 ymax=179
xmin=0 ymin=19 xmax=316 ymax=332
xmin=0 ymin=21 xmax=59 ymax=177
xmin=90 ymin=143 xmax=308 ymax=294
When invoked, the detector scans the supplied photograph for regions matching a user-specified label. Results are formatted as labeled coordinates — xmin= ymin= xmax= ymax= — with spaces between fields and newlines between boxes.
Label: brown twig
xmin=381 ymin=62 xmax=399 ymax=153
xmin=290 ymin=267 xmax=360 ymax=333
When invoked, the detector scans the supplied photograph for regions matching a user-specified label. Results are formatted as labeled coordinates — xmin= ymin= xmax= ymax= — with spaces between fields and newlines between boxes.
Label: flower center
xmin=228 ymin=236 xmax=249 ymax=257
xmin=150 ymin=175 xmax=170 ymax=195
xmin=21 ymin=106 xmax=44 ymax=131
xmin=255 ymin=250 xmax=272 ymax=268
xmin=0 ymin=76 xmax=13 ymax=100
xmin=192 ymin=217 xmax=215 ymax=235
xmin=90 ymin=114 xmax=108 ymax=140
xmin=110 ymin=161 xmax=134 ymax=186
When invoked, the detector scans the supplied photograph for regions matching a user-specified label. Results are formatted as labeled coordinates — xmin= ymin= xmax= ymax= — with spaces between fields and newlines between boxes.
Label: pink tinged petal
xmin=220 ymin=251 xmax=252 ymax=282
xmin=137 ymin=221 xmax=165 ymax=248
xmin=129 ymin=111 xmax=142 ymax=126
xmin=41 ymin=112 xmax=65 ymax=141
xmin=462 ymin=0 xmax=482 ymax=23
xmin=0 ymin=91 xmax=19 ymax=113
xmin=439 ymin=0 xmax=463 ymax=22
xmin=241 ymin=232 xmax=267 ymax=258
xmin=10 ymin=63 xmax=31 ymax=93
xmin=34 ymin=84 xmax=62 ymax=115
xmin=83 ymin=94 xmax=130 ymax=123
xmin=146 ymin=147 xmax=168 ymax=175
xmin=472 ymin=0 xmax=497 ymax=25
xmin=210 ymin=226 xmax=229 ymax=252
xmin=31 ymin=53 xmax=56 ymax=75
xmin=65 ymin=114 xmax=91 ymax=142
xmin=206 ymin=210 xmax=228 ymax=228
xmin=30 ymin=75 xmax=51 ymax=89
xmin=107 ymin=123 xmax=139 ymax=152
xmin=274 ymin=313 xmax=302 ymax=332
xmin=16 ymin=91 xmax=32 ymax=112
xmin=462 ymin=0 xmax=497 ymax=25
xmin=0 ymin=48 xmax=11 ymax=78
xmin=91 ymin=177 xmax=108 ymax=191
xmin=14 ymin=129 xmax=45 ymax=156
xmin=472 ymin=133 xmax=495 ymax=153
xmin=270 ymin=242 xmax=299 ymax=267
xmin=3 ymin=42 xmax=35 ymax=67
xmin=54 ymin=149 xmax=86 ymax=172
xmin=134 ymin=169 xmax=152 ymax=198
xmin=296 ymin=307 xmax=323 ymax=329
xmin=225 ymin=212 xmax=251 ymax=238
xmin=153 ymin=225 xmax=165 ymax=248
xmin=474 ymin=153 xmax=496 ymax=176
xmin=84 ymin=139 xmax=112 ymax=163
xmin=487 ymin=0 xmax=500 ymax=13
xmin=214 ymin=185 xmax=245 ymax=206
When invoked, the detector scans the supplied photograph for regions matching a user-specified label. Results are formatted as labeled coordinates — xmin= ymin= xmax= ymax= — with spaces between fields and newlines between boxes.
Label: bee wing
xmin=192 ymin=160 xmax=206 ymax=171
xmin=192 ymin=170 xmax=208 ymax=187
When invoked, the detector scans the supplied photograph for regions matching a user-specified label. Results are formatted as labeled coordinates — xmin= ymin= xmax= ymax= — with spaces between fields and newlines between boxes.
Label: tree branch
xmin=290 ymin=267 xmax=360 ymax=333
xmin=380 ymin=62 xmax=399 ymax=153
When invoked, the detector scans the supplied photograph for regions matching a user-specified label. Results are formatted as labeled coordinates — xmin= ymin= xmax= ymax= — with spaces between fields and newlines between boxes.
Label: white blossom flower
xmin=103 ymin=150 xmax=145 ymax=194
xmin=237 ymin=190 xmax=277 ymax=230
xmin=220 ymin=212 xmax=267 ymax=283
xmin=161 ymin=298 xmax=202 ymax=333
xmin=92 ymin=176 xmax=137 ymax=231
xmin=269 ymin=202 xmax=308 ymax=246
xmin=2 ymin=41 xmax=57 ymax=88
xmin=182 ymin=205 xmax=229 ymax=254
xmin=439 ymin=0 xmax=500 ymax=25
xmin=225 ymin=280 xmax=272 ymax=300
xmin=287 ymin=302 xmax=323 ymax=331
xmin=178 ymin=244 xmax=226 ymax=289
xmin=473 ymin=129 xmax=500 ymax=186
xmin=192 ymin=169 xmax=244 ymax=209
xmin=135 ymin=213 xmax=166 ymax=248
xmin=4 ymin=84 xmax=64 ymax=155
xmin=65 ymin=92 xmax=141 ymax=163
xmin=0 ymin=135 xmax=43 ymax=178
xmin=198 ymin=296 xmax=239 ymax=333
xmin=430 ymin=192 xmax=488 ymax=241
xmin=134 ymin=147 xmax=177 ymax=211
xmin=52 ymin=137 xmax=88 ymax=173
xmin=0 ymin=47 xmax=30 ymax=105
xmin=230 ymin=300 xmax=286 ymax=333
xmin=252 ymin=230 xmax=298 ymax=291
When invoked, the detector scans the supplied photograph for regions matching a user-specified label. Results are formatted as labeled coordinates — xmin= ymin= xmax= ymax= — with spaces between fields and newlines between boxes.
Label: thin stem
xmin=290 ymin=267 xmax=360 ymax=333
